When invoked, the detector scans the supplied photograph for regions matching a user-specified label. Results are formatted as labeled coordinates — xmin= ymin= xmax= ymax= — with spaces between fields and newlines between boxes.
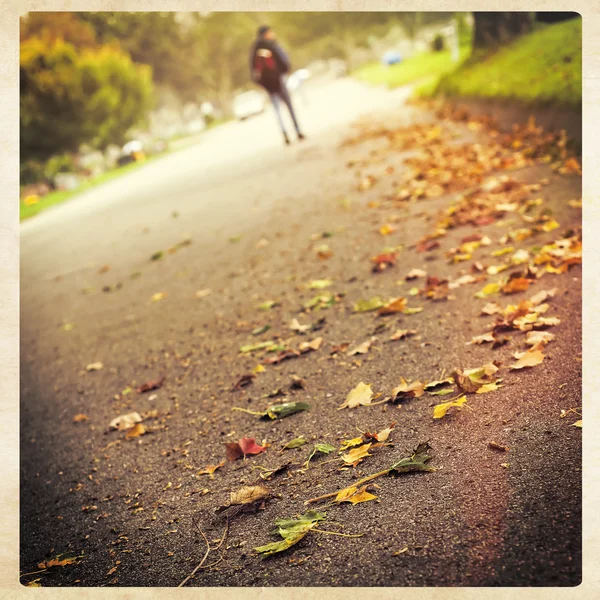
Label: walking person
xmin=249 ymin=25 xmax=305 ymax=145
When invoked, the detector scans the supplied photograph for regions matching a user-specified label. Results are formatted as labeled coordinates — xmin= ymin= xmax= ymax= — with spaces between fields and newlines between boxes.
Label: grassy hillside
xmin=420 ymin=18 xmax=581 ymax=109
xmin=353 ymin=45 xmax=471 ymax=89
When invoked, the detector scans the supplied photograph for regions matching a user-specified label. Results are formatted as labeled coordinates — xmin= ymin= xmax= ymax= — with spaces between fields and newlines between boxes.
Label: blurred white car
xmin=233 ymin=91 xmax=265 ymax=121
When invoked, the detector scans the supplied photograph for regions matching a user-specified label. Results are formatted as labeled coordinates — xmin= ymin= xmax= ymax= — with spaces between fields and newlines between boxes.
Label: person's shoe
xmin=283 ymin=133 xmax=291 ymax=145
xmin=297 ymin=132 xmax=306 ymax=141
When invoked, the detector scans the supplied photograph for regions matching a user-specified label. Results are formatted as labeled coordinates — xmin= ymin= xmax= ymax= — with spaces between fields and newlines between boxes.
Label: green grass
xmin=353 ymin=46 xmax=471 ymax=89
xmin=419 ymin=18 xmax=582 ymax=109
xmin=20 ymin=118 xmax=230 ymax=222
xmin=20 ymin=157 xmax=159 ymax=221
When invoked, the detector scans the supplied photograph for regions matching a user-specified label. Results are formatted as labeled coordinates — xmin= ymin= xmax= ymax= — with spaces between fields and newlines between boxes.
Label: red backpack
xmin=253 ymin=48 xmax=279 ymax=88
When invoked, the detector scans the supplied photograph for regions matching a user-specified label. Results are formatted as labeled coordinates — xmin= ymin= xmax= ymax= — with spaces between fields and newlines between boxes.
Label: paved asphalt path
xmin=20 ymin=78 xmax=582 ymax=588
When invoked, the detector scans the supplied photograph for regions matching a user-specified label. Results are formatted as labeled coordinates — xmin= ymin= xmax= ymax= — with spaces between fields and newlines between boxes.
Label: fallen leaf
xmin=526 ymin=331 xmax=555 ymax=346
xmin=371 ymin=253 xmax=397 ymax=272
xmin=341 ymin=443 xmax=372 ymax=466
xmin=308 ymin=279 xmax=333 ymax=289
xmin=258 ymin=300 xmax=279 ymax=310
xmin=109 ymin=412 xmax=142 ymax=431
xmin=379 ymin=224 xmax=396 ymax=236
xmin=304 ymin=442 xmax=336 ymax=467
xmin=198 ymin=461 xmax=225 ymax=479
xmin=510 ymin=348 xmax=545 ymax=369
xmin=389 ymin=442 xmax=435 ymax=473
xmin=254 ymin=511 xmax=326 ymax=556
xmin=263 ymin=350 xmax=299 ymax=365
xmin=290 ymin=318 xmax=311 ymax=334
xmin=502 ymin=278 xmax=531 ymax=294
xmin=476 ymin=380 xmax=503 ymax=394
xmin=403 ymin=307 xmax=424 ymax=315
xmin=389 ymin=329 xmax=417 ymax=341
xmin=151 ymin=292 xmax=167 ymax=302
xmin=353 ymin=297 xmax=385 ymax=312
xmin=468 ymin=332 xmax=496 ymax=345
xmin=338 ymin=382 xmax=375 ymax=409
xmin=125 ymin=423 xmax=147 ymax=439
xmin=73 ymin=414 xmax=89 ymax=423
xmin=315 ymin=244 xmax=333 ymax=259
xmin=263 ymin=401 xmax=310 ymax=420
xmin=481 ymin=302 xmax=502 ymax=315
xmin=240 ymin=341 xmax=277 ymax=353
xmin=252 ymin=325 xmax=271 ymax=336
xmin=488 ymin=441 xmax=509 ymax=452
xmin=85 ymin=362 xmax=103 ymax=372
xmin=195 ymin=288 xmax=212 ymax=298
xmin=476 ymin=282 xmax=502 ymax=298
xmin=226 ymin=437 xmax=267 ymax=461
xmin=335 ymin=484 xmax=378 ymax=505
xmin=290 ymin=374 xmax=306 ymax=389
xmin=406 ymin=268 xmax=427 ymax=280
xmin=137 ymin=376 xmax=165 ymax=394
xmin=347 ymin=337 xmax=376 ymax=356
xmin=259 ymin=462 xmax=291 ymax=480
xmin=572 ymin=420 xmax=582 ymax=428
xmin=340 ymin=437 xmax=365 ymax=451
xmin=365 ymin=422 xmax=397 ymax=442
xmin=391 ymin=378 xmax=424 ymax=402
xmin=231 ymin=373 xmax=256 ymax=391
xmin=299 ymin=337 xmax=323 ymax=353
xmin=37 ymin=552 xmax=84 ymax=570
xmin=378 ymin=297 xmax=407 ymax=315
xmin=433 ymin=396 xmax=467 ymax=419
xmin=283 ymin=437 xmax=307 ymax=449
xmin=230 ymin=485 xmax=270 ymax=506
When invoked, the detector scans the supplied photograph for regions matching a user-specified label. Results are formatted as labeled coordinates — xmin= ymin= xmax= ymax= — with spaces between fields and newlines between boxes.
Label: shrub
xmin=20 ymin=37 xmax=154 ymax=161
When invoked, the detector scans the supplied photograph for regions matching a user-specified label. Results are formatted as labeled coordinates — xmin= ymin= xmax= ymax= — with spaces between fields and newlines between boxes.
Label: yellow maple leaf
xmin=342 ymin=443 xmax=372 ymax=465
xmin=510 ymin=348 xmax=545 ymax=370
xmin=338 ymin=382 xmax=374 ymax=409
xmin=433 ymin=395 xmax=467 ymax=419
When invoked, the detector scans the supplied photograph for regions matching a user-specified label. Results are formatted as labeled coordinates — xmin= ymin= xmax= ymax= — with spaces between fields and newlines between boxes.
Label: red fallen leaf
xmin=231 ymin=373 xmax=256 ymax=391
xmin=417 ymin=239 xmax=440 ymax=253
xmin=461 ymin=233 xmax=483 ymax=244
xmin=137 ymin=376 xmax=165 ymax=394
xmin=263 ymin=350 xmax=299 ymax=365
xmin=371 ymin=252 xmax=397 ymax=273
xmin=425 ymin=276 xmax=450 ymax=300
xmin=226 ymin=437 xmax=267 ymax=461
xmin=475 ymin=216 xmax=496 ymax=226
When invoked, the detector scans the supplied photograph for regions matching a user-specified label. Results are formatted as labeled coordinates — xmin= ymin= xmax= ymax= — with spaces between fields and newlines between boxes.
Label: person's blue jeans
xmin=269 ymin=86 xmax=302 ymax=137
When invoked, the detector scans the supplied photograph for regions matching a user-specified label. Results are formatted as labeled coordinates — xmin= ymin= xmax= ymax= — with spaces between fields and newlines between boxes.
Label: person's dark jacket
xmin=249 ymin=38 xmax=291 ymax=93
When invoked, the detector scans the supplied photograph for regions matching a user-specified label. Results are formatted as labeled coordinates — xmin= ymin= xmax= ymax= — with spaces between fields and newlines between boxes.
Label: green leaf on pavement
xmin=258 ymin=300 xmax=279 ymax=310
xmin=304 ymin=442 xmax=336 ymax=468
xmin=264 ymin=401 xmax=310 ymax=420
xmin=255 ymin=510 xmax=326 ymax=557
xmin=283 ymin=436 xmax=308 ymax=449
xmin=353 ymin=297 xmax=385 ymax=312
xmin=240 ymin=341 xmax=277 ymax=353
xmin=389 ymin=442 xmax=435 ymax=474
xmin=252 ymin=325 xmax=271 ymax=336
xmin=308 ymin=279 xmax=333 ymax=289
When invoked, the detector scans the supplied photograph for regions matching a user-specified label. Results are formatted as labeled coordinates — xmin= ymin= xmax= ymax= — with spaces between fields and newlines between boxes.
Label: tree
xmin=20 ymin=37 xmax=154 ymax=161
xmin=472 ymin=12 xmax=533 ymax=49
xmin=20 ymin=12 xmax=97 ymax=49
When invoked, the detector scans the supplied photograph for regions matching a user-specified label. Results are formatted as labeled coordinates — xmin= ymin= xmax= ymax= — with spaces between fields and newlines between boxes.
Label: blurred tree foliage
xmin=20 ymin=36 xmax=153 ymax=160
xmin=472 ymin=12 xmax=533 ymax=49
xmin=20 ymin=11 xmax=453 ymax=164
